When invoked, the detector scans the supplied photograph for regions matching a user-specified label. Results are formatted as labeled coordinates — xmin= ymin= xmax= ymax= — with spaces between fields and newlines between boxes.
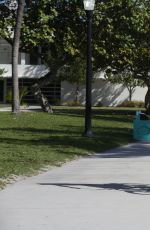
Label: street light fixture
xmin=83 ymin=0 xmax=95 ymax=137
xmin=83 ymin=0 xmax=95 ymax=10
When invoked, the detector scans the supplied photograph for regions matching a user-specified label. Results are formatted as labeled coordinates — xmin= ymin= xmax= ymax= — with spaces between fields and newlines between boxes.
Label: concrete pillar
xmin=21 ymin=53 xmax=26 ymax=65
xmin=38 ymin=46 xmax=42 ymax=65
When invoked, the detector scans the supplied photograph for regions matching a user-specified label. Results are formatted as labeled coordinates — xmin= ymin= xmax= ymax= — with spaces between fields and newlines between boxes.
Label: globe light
xmin=83 ymin=0 xmax=95 ymax=11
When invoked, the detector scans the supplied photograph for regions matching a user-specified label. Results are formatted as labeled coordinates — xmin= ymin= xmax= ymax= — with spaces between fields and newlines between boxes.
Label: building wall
xmin=61 ymin=80 xmax=147 ymax=106
xmin=0 ymin=64 xmax=49 ymax=79
xmin=5 ymin=78 xmax=60 ymax=104
xmin=0 ymin=39 xmax=60 ymax=104
xmin=0 ymin=38 xmax=12 ymax=64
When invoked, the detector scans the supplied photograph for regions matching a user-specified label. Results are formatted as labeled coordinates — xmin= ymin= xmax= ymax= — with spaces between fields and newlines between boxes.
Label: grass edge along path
xmin=0 ymin=108 xmax=134 ymax=189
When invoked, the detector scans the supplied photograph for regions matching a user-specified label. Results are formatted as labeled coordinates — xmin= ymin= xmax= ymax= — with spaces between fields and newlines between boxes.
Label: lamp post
xmin=83 ymin=0 xmax=95 ymax=137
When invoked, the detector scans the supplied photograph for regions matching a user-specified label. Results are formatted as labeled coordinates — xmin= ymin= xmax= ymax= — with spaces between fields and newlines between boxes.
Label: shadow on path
xmin=38 ymin=182 xmax=150 ymax=195
xmin=91 ymin=143 xmax=150 ymax=158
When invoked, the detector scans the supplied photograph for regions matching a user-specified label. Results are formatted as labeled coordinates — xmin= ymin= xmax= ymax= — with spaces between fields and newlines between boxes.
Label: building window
xmin=0 ymin=46 xmax=12 ymax=64
xmin=0 ymin=39 xmax=22 ymax=64
xmin=6 ymin=78 xmax=61 ymax=104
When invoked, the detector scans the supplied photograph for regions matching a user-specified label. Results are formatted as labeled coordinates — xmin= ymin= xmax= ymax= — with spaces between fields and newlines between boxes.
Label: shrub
xmin=50 ymin=98 xmax=60 ymax=106
xmin=118 ymin=100 xmax=145 ymax=108
xmin=19 ymin=86 xmax=28 ymax=105
xmin=6 ymin=89 xmax=12 ymax=103
xmin=95 ymin=101 xmax=103 ymax=107
xmin=66 ymin=100 xmax=82 ymax=106
xmin=6 ymin=86 xmax=28 ymax=105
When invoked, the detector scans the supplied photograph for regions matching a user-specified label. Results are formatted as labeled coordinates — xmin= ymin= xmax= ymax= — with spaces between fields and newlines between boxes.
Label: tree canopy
xmin=0 ymin=0 xmax=149 ymax=111
xmin=0 ymin=0 xmax=149 ymax=71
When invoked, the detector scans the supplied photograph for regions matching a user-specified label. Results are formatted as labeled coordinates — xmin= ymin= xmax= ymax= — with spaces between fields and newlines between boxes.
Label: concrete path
xmin=0 ymin=142 xmax=150 ymax=230
xmin=0 ymin=105 xmax=41 ymax=112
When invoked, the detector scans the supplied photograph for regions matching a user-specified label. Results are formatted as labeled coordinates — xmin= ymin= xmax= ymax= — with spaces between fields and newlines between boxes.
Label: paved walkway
xmin=0 ymin=105 xmax=41 ymax=112
xmin=0 ymin=142 xmax=150 ymax=230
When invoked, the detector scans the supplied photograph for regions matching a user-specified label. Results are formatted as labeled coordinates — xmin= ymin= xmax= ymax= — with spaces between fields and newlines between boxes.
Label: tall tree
xmin=132 ymin=0 xmax=150 ymax=113
xmin=104 ymin=69 xmax=144 ymax=101
xmin=95 ymin=0 xmax=150 ymax=111
xmin=12 ymin=0 xmax=25 ymax=114
xmin=58 ymin=56 xmax=86 ymax=104
xmin=0 ymin=0 xmax=149 ymax=112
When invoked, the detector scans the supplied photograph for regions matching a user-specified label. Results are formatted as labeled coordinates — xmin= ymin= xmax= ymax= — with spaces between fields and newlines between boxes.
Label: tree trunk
xmin=31 ymin=83 xmax=53 ymax=113
xmin=145 ymin=86 xmax=150 ymax=114
xmin=126 ymin=85 xmax=135 ymax=102
xmin=75 ymin=84 xmax=80 ymax=103
xmin=12 ymin=0 xmax=25 ymax=114
xmin=30 ymin=61 xmax=67 ymax=113
xmin=128 ymin=86 xmax=132 ymax=101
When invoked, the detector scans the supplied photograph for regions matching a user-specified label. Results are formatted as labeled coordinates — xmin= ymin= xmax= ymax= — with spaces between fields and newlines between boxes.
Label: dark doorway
xmin=0 ymin=80 xmax=3 ymax=102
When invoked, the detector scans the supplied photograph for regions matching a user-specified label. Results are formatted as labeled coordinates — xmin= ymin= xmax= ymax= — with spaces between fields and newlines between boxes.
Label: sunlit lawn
xmin=0 ymin=107 xmax=135 ymax=188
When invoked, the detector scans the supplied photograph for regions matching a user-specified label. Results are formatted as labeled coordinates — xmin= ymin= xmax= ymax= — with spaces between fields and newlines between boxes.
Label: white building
xmin=0 ymin=39 xmax=146 ymax=106
xmin=61 ymin=80 xmax=146 ymax=106
xmin=0 ymin=39 xmax=61 ymax=104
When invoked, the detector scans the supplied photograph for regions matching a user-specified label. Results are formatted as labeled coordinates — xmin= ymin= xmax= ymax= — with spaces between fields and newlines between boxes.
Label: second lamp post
xmin=83 ymin=0 xmax=95 ymax=137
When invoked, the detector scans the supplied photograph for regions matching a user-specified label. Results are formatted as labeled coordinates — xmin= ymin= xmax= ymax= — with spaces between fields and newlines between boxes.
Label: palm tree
xmin=12 ymin=0 xmax=25 ymax=114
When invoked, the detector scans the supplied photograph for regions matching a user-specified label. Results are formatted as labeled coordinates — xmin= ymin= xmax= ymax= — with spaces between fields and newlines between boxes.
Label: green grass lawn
xmin=0 ymin=107 xmax=135 ymax=188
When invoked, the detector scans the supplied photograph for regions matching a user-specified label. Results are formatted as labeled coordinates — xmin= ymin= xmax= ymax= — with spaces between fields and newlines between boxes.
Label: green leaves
xmin=0 ymin=68 xmax=6 ymax=77
xmin=0 ymin=0 xmax=149 ymax=84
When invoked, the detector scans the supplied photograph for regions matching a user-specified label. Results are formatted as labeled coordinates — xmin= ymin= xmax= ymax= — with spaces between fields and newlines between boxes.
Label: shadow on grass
xmin=0 ymin=127 xmax=79 ymax=135
xmin=93 ymin=115 xmax=134 ymax=123
xmin=54 ymin=108 xmax=144 ymax=116
xmin=38 ymin=182 xmax=150 ymax=195
xmin=0 ymin=125 xmax=135 ymax=155
xmin=54 ymin=110 xmax=134 ymax=123
xmin=92 ymin=108 xmax=145 ymax=115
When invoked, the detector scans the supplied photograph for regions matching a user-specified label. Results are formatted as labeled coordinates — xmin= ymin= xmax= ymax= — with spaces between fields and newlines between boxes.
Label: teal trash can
xmin=133 ymin=112 xmax=150 ymax=141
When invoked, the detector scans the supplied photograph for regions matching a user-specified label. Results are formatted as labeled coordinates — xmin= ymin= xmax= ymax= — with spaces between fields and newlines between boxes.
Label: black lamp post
xmin=83 ymin=0 xmax=95 ymax=137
